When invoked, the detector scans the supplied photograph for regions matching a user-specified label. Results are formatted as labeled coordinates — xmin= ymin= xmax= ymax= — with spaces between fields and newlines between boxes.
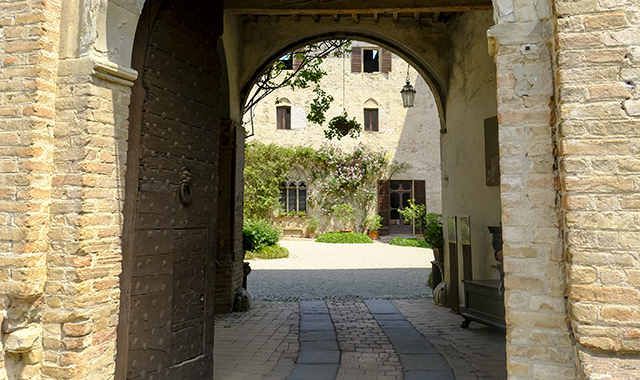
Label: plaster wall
xmin=247 ymin=42 xmax=443 ymax=215
xmin=441 ymin=11 xmax=502 ymax=296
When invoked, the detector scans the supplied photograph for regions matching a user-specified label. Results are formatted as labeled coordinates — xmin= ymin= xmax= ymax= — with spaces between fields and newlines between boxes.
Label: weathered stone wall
xmin=554 ymin=0 xmax=640 ymax=377
xmin=441 ymin=11 xmax=502 ymax=290
xmin=247 ymin=41 xmax=443 ymax=216
xmin=488 ymin=0 xmax=578 ymax=377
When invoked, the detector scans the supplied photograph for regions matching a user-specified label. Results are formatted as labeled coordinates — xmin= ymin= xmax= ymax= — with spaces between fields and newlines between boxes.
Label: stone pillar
xmin=215 ymin=119 xmax=246 ymax=313
xmin=554 ymin=0 xmax=640 ymax=377
xmin=488 ymin=0 xmax=578 ymax=378
xmin=44 ymin=57 xmax=134 ymax=379
xmin=0 ymin=0 xmax=60 ymax=377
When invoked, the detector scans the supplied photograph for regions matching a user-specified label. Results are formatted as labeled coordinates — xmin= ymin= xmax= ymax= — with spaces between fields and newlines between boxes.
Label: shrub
xmin=389 ymin=237 xmax=430 ymax=248
xmin=365 ymin=215 xmax=383 ymax=232
xmin=245 ymin=244 xmax=290 ymax=260
xmin=315 ymin=231 xmax=373 ymax=244
xmin=423 ymin=213 xmax=444 ymax=249
xmin=306 ymin=217 xmax=319 ymax=233
xmin=243 ymin=219 xmax=281 ymax=251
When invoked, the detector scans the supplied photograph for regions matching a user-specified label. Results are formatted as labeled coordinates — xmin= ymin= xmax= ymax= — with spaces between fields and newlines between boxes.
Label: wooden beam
xmin=292 ymin=13 xmax=300 ymax=21
xmin=270 ymin=14 xmax=279 ymax=22
xmin=413 ymin=12 xmax=420 ymax=21
xmin=432 ymin=12 xmax=440 ymax=22
xmin=392 ymin=12 xmax=398 ymax=23
xmin=373 ymin=12 xmax=379 ymax=22
xmin=312 ymin=14 xmax=321 ymax=22
xmin=332 ymin=14 xmax=339 ymax=22
xmin=226 ymin=0 xmax=493 ymax=14
xmin=352 ymin=13 xmax=359 ymax=23
xmin=247 ymin=14 xmax=257 ymax=22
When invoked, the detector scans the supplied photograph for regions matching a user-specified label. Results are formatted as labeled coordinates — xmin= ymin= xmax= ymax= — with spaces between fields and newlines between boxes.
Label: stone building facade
xmin=0 ymin=0 xmax=638 ymax=379
xmin=246 ymin=41 xmax=443 ymax=233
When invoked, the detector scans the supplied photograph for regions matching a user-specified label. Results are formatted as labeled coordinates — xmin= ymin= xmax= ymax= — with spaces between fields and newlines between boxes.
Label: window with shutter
xmin=293 ymin=49 xmax=304 ymax=70
xmin=363 ymin=49 xmax=379 ymax=73
xmin=276 ymin=106 xmax=291 ymax=130
xmin=380 ymin=49 xmax=392 ymax=73
xmin=351 ymin=46 xmax=362 ymax=73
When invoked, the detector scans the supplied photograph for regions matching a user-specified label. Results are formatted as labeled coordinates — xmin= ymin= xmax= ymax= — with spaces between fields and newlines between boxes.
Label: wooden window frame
xmin=363 ymin=49 xmax=380 ymax=73
xmin=276 ymin=106 xmax=291 ymax=130
xmin=364 ymin=108 xmax=379 ymax=132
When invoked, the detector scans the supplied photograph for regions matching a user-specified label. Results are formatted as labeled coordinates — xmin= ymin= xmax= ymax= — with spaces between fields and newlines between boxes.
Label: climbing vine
xmin=308 ymin=142 xmax=408 ymax=232
xmin=243 ymin=142 xmax=316 ymax=221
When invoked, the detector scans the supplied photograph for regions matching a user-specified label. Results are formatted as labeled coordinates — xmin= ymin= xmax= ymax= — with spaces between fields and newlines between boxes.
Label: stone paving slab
xmin=300 ymin=340 xmax=340 ymax=351
xmin=297 ymin=350 xmax=341 ymax=364
xmin=287 ymin=364 xmax=340 ymax=380
xmin=214 ymin=299 xmax=507 ymax=380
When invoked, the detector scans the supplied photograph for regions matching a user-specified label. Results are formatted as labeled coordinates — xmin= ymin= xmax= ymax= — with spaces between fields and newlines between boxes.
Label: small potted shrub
xmin=306 ymin=216 xmax=319 ymax=239
xmin=423 ymin=213 xmax=444 ymax=261
xmin=365 ymin=215 xmax=383 ymax=240
xmin=324 ymin=112 xmax=362 ymax=141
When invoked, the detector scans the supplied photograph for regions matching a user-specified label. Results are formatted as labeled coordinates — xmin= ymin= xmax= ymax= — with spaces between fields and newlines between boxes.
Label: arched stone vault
xmin=0 ymin=0 xmax=638 ymax=378
xmin=233 ymin=17 xmax=452 ymax=121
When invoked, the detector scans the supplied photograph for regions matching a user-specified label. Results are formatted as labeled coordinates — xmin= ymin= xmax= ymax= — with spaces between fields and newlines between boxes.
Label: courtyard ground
xmin=214 ymin=239 xmax=506 ymax=379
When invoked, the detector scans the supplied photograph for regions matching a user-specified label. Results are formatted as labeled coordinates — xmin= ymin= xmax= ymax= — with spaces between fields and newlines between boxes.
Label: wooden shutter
xmin=381 ymin=48 xmax=392 ymax=73
xmin=351 ymin=46 xmax=362 ymax=73
xmin=378 ymin=180 xmax=390 ymax=235
xmin=293 ymin=49 xmax=304 ymax=70
xmin=413 ymin=180 xmax=426 ymax=206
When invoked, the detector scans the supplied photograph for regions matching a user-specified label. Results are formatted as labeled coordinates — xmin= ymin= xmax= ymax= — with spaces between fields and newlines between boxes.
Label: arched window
xmin=279 ymin=181 xmax=307 ymax=213
xmin=364 ymin=99 xmax=379 ymax=132
xmin=279 ymin=167 xmax=307 ymax=213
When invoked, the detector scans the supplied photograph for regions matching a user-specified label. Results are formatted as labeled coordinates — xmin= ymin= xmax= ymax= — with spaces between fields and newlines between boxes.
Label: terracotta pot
xmin=369 ymin=231 xmax=379 ymax=240
xmin=340 ymin=229 xmax=351 ymax=233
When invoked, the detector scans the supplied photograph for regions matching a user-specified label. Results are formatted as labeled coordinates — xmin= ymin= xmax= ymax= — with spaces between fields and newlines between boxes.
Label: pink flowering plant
xmin=308 ymin=142 xmax=408 ymax=232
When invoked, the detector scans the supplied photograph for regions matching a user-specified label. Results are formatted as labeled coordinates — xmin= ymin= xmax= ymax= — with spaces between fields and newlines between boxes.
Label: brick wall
xmin=555 ymin=0 xmax=640 ymax=377
xmin=489 ymin=0 xmax=578 ymax=378
xmin=0 ymin=0 xmax=60 ymax=377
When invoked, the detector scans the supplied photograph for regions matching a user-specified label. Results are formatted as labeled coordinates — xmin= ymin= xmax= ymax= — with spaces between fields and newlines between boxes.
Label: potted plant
xmin=306 ymin=216 xmax=319 ymax=239
xmin=423 ymin=213 xmax=444 ymax=262
xmin=398 ymin=199 xmax=426 ymax=237
xmin=365 ymin=215 xmax=383 ymax=240
xmin=324 ymin=112 xmax=362 ymax=141
xmin=332 ymin=203 xmax=354 ymax=232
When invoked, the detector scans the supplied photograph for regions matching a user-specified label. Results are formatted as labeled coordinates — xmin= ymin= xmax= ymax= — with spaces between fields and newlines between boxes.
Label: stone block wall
xmin=488 ymin=0 xmax=578 ymax=378
xmin=555 ymin=0 xmax=640 ymax=377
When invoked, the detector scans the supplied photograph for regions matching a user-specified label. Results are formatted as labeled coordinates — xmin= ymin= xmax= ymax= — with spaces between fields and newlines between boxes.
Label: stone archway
xmin=1 ymin=0 xmax=638 ymax=377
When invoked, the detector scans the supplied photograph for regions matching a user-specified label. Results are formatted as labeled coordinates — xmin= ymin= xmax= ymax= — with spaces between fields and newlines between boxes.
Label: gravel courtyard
xmin=246 ymin=239 xmax=434 ymax=302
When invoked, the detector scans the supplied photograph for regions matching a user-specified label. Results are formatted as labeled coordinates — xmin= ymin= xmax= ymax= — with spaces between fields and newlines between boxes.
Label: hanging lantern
xmin=400 ymin=63 xmax=417 ymax=108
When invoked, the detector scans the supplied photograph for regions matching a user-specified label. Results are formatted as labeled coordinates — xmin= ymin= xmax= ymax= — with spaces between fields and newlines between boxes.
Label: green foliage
xmin=309 ymin=142 xmax=408 ymax=233
xmin=245 ymin=244 xmax=290 ymax=260
xmin=365 ymin=215 xmax=383 ymax=232
xmin=242 ymin=219 xmax=281 ymax=252
xmin=423 ymin=213 xmax=444 ymax=249
xmin=389 ymin=237 xmax=430 ymax=248
xmin=244 ymin=142 xmax=316 ymax=220
xmin=398 ymin=199 xmax=427 ymax=229
xmin=332 ymin=203 xmax=354 ymax=230
xmin=306 ymin=217 xmax=319 ymax=233
xmin=244 ymin=40 xmax=351 ymax=116
xmin=323 ymin=112 xmax=362 ymax=141
xmin=307 ymin=86 xmax=334 ymax=126
xmin=315 ymin=231 xmax=373 ymax=244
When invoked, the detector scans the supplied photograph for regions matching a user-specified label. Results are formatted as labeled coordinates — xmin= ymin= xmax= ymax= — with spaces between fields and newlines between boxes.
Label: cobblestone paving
xmin=214 ymin=302 xmax=299 ymax=380
xmin=214 ymin=299 xmax=507 ymax=380
xmin=327 ymin=301 xmax=403 ymax=380
xmin=394 ymin=300 xmax=507 ymax=380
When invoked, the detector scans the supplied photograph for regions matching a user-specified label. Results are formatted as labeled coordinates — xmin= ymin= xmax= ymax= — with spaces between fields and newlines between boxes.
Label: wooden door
xmin=389 ymin=180 xmax=413 ymax=235
xmin=117 ymin=0 xmax=222 ymax=378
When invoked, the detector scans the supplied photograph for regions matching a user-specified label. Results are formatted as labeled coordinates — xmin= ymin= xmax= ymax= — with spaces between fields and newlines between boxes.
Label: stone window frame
xmin=279 ymin=167 xmax=307 ymax=213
